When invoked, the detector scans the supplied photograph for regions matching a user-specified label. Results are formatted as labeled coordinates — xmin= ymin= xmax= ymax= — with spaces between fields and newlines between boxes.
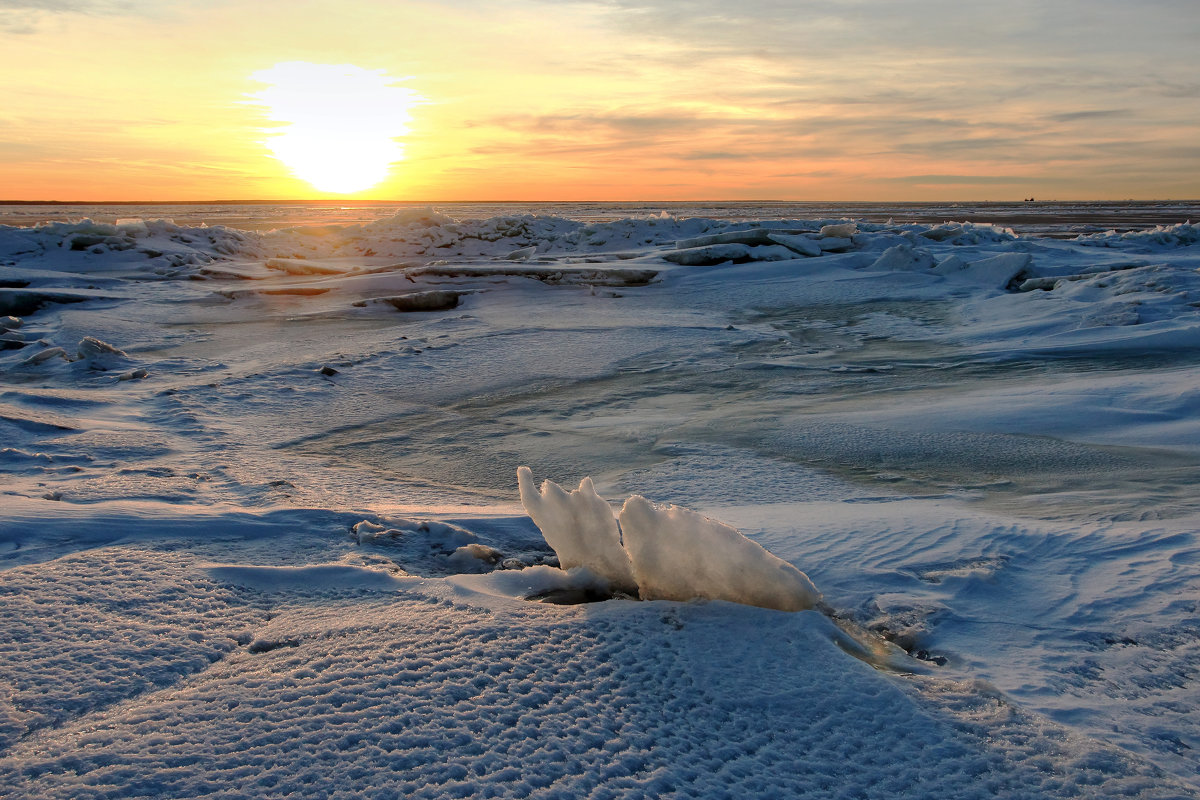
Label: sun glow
xmin=249 ymin=62 xmax=422 ymax=194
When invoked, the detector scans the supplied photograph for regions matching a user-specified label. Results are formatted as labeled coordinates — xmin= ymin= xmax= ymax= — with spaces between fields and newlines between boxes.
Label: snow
xmin=206 ymin=561 xmax=414 ymax=592
xmin=3 ymin=563 xmax=1174 ymax=799
xmin=2 ymin=203 xmax=1200 ymax=797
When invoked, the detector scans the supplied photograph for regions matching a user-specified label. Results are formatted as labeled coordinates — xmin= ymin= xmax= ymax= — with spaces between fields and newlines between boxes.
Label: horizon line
xmin=2 ymin=198 xmax=1197 ymax=206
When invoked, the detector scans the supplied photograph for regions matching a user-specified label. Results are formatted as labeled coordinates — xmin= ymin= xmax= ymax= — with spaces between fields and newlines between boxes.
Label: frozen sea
xmin=2 ymin=201 xmax=1199 ymax=798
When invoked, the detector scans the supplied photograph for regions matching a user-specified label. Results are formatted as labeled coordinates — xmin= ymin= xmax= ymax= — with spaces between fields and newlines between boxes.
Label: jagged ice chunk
xmin=516 ymin=466 xmax=637 ymax=594
xmin=618 ymin=495 xmax=820 ymax=612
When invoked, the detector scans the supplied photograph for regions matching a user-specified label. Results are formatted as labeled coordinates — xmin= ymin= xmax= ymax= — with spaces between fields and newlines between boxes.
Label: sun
xmin=248 ymin=62 xmax=422 ymax=195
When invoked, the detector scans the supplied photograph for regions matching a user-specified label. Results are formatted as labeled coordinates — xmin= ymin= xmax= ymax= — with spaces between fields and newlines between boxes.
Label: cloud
xmin=0 ymin=0 xmax=91 ymax=8
xmin=0 ymin=0 xmax=169 ymax=32
xmin=1047 ymin=109 xmax=1130 ymax=123
xmin=5 ymin=0 xmax=1196 ymax=199
xmin=880 ymin=174 xmax=1041 ymax=186
xmin=474 ymin=107 xmax=1047 ymax=166
xmin=0 ymin=0 xmax=150 ymax=10
xmin=678 ymin=151 xmax=746 ymax=161
xmin=581 ymin=0 xmax=1054 ymax=61
xmin=511 ymin=0 xmax=1199 ymax=196
xmin=1156 ymin=81 xmax=1200 ymax=99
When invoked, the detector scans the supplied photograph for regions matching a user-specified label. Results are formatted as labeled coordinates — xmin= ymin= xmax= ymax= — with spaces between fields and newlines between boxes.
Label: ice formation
xmin=518 ymin=468 xmax=821 ymax=611
xmin=618 ymin=495 xmax=821 ymax=611
xmin=662 ymin=243 xmax=797 ymax=266
xmin=933 ymin=252 xmax=1031 ymax=288
xmin=869 ymin=243 xmax=936 ymax=272
xmin=819 ymin=222 xmax=858 ymax=238
xmin=766 ymin=232 xmax=822 ymax=256
xmin=516 ymin=466 xmax=637 ymax=594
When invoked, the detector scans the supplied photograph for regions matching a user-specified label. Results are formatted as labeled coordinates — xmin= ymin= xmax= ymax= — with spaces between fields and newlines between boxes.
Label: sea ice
xmin=372 ymin=291 xmax=462 ymax=312
xmin=816 ymin=236 xmax=854 ymax=252
xmin=4 ymin=206 xmax=1200 ymax=794
xmin=76 ymin=336 xmax=127 ymax=364
xmin=767 ymin=231 xmax=823 ymax=256
xmin=518 ymin=468 xmax=820 ymax=611
xmin=933 ymin=252 xmax=1031 ymax=288
xmin=19 ymin=346 xmax=67 ymax=366
xmin=447 ymin=542 xmax=504 ymax=571
xmin=662 ymin=242 xmax=756 ymax=265
xmin=869 ymin=243 xmax=936 ymax=272
xmin=504 ymin=245 xmax=537 ymax=261
xmin=919 ymin=221 xmax=1017 ymax=244
xmin=663 ymin=243 xmax=797 ymax=265
xmin=675 ymin=228 xmax=810 ymax=249
xmin=264 ymin=257 xmax=347 ymax=275
xmin=516 ymin=466 xmax=636 ymax=594
xmin=819 ymin=222 xmax=858 ymax=238
xmin=618 ymin=495 xmax=821 ymax=611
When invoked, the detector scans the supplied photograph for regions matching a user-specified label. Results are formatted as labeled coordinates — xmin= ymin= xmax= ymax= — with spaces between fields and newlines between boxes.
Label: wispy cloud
xmin=505 ymin=0 xmax=1200 ymax=196
xmin=0 ymin=0 xmax=169 ymax=32
xmin=0 ymin=0 xmax=160 ymax=12
xmin=1047 ymin=109 xmax=1131 ymax=123
xmin=880 ymin=175 xmax=1041 ymax=186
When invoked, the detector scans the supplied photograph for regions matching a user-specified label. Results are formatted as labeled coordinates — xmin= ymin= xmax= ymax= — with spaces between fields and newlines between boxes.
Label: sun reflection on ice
xmin=248 ymin=62 xmax=423 ymax=194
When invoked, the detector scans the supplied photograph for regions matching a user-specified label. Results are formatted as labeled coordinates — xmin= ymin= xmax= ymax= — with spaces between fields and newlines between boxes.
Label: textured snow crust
xmin=0 ymin=537 xmax=1185 ymax=800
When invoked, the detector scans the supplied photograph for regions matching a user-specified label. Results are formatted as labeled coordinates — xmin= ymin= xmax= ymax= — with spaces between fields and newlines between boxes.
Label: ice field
xmin=2 ymin=204 xmax=1199 ymax=797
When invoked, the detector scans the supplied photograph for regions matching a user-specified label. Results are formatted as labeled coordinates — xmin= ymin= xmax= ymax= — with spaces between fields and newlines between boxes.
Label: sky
xmin=1 ymin=0 xmax=1198 ymax=201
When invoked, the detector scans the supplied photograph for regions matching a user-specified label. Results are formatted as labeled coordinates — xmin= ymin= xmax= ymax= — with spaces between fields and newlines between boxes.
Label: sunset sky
xmin=2 ymin=0 xmax=1197 ymax=201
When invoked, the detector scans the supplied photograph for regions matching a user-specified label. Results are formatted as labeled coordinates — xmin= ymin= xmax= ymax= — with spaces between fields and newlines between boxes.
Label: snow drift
xmin=517 ymin=467 xmax=821 ymax=611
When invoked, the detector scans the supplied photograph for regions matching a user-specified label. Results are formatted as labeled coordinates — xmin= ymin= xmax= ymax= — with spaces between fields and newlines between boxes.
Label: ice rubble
xmin=0 ymin=209 xmax=1040 ymax=287
xmin=1077 ymin=221 xmax=1200 ymax=248
xmin=663 ymin=242 xmax=797 ymax=266
xmin=917 ymin=221 xmax=1017 ymax=244
xmin=933 ymin=252 xmax=1032 ymax=289
xmin=517 ymin=467 xmax=821 ymax=611
xmin=869 ymin=243 xmax=937 ymax=272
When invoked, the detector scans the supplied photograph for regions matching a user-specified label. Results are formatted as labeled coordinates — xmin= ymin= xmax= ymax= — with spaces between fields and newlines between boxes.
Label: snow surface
xmin=3 ymin=207 xmax=1200 ymax=797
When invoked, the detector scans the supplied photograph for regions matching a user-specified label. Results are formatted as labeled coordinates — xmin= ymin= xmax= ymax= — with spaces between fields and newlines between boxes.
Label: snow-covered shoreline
xmin=3 ymin=209 xmax=1199 ymax=797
